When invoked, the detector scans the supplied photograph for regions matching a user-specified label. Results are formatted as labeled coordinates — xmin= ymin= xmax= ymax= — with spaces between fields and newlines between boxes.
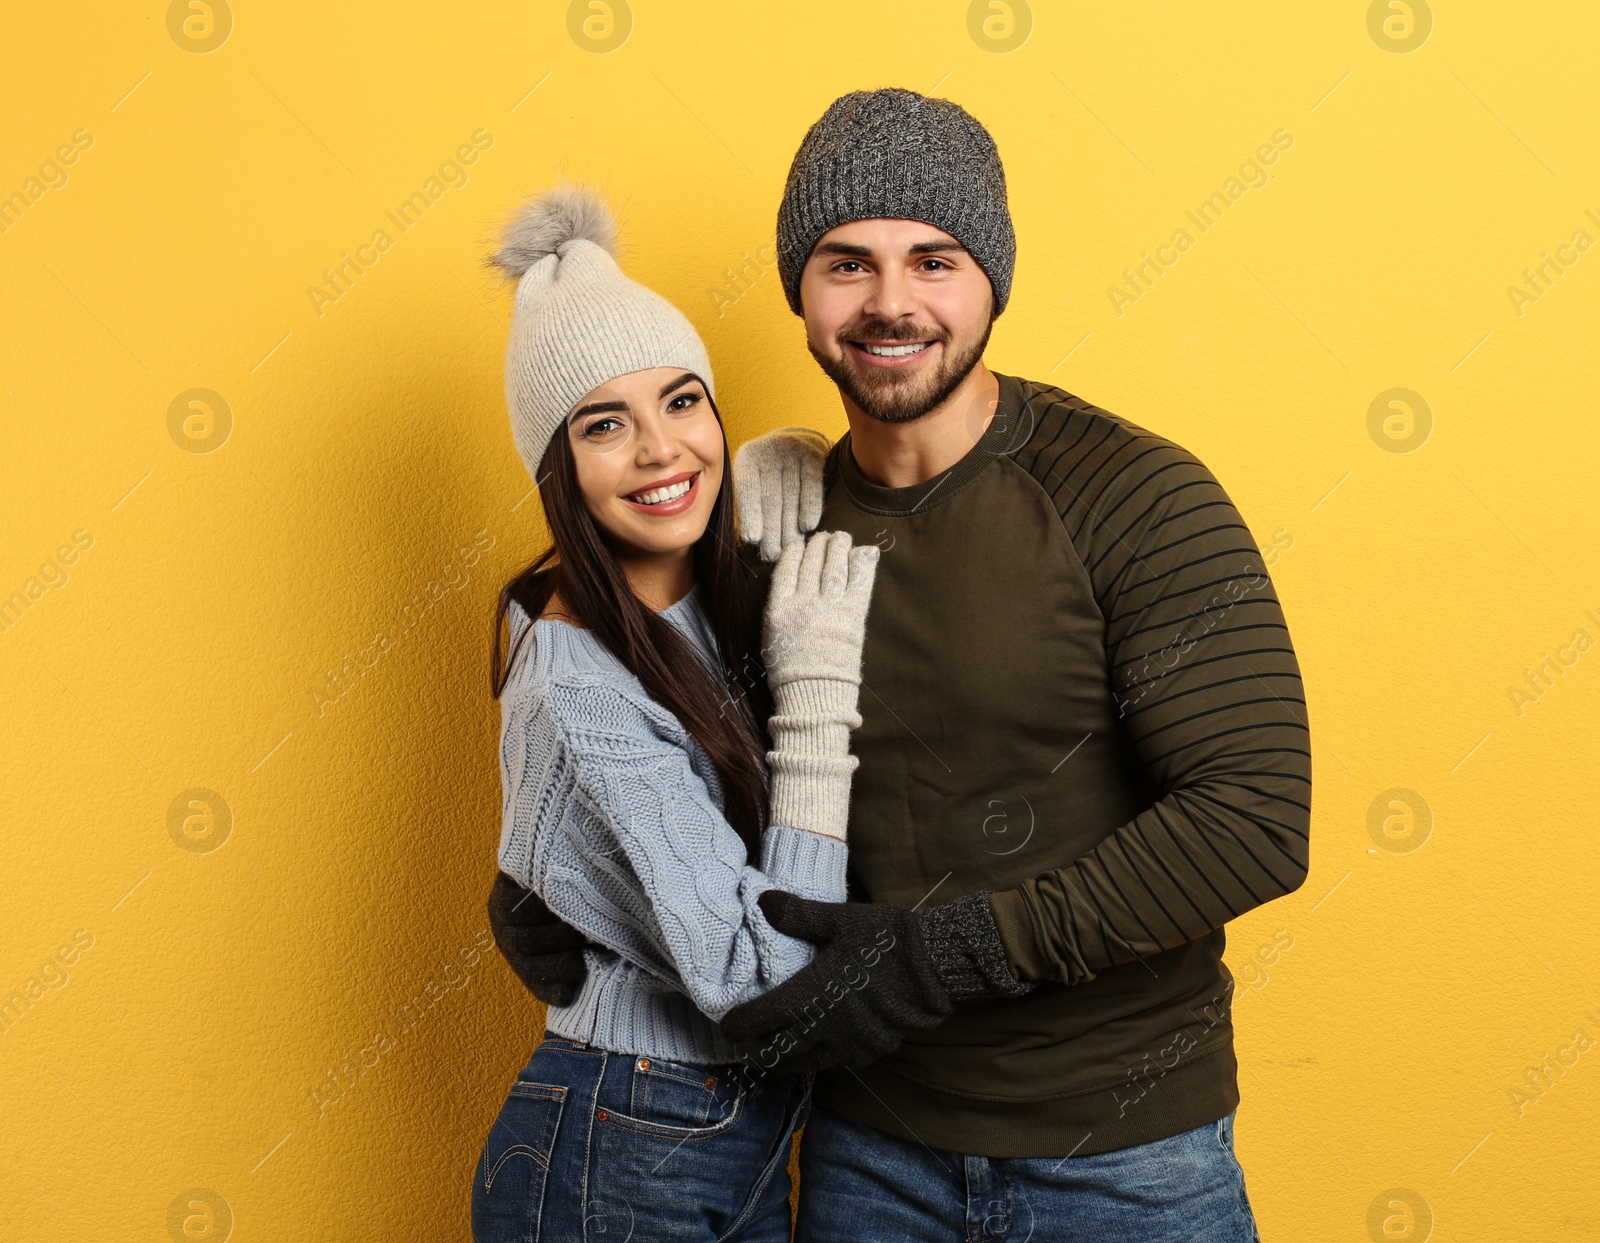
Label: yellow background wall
xmin=3 ymin=2 xmax=1597 ymax=1239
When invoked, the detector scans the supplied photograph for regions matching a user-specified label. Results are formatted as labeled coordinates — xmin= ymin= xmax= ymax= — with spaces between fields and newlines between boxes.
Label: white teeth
xmin=861 ymin=341 xmax=931 ymax=357
xmin=629 ymin=477 xmax=693 ymax=505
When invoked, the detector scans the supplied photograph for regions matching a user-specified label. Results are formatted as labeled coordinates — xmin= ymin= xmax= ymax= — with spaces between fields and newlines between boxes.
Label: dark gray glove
xmin=488 ymin=871 xmax=590 ymax=1008
xmin=719 ymin=888 xmax=1036 ymax=1077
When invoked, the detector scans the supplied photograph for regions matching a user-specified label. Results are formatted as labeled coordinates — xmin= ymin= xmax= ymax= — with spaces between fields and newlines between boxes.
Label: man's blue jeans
xmin=794 ymin=1103 xmax=1263 ymax=1242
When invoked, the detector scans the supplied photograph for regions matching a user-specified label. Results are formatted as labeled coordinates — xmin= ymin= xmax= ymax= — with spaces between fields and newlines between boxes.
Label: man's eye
xmin=834 ymin=261 xmax=863 ymax=273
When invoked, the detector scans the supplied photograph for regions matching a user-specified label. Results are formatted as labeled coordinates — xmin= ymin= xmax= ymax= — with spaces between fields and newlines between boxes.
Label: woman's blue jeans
xmin=471 ymin=1035 xmax=811 ymax=1243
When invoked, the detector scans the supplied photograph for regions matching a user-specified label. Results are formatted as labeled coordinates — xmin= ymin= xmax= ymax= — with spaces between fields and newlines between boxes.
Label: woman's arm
xmin=495 ymin=531 xmax=878 ymax=1019
xmin=502 ymin=672 xmax=850 ymax=1021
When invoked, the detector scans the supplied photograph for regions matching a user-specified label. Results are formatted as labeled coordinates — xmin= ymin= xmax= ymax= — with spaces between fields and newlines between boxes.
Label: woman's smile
xmin=621 ymin=469 xmax=701 ymax=516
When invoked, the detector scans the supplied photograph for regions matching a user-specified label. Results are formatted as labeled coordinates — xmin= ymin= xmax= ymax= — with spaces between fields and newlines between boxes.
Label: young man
xmin=491 ymin=88 xmax=1309 ymax=1240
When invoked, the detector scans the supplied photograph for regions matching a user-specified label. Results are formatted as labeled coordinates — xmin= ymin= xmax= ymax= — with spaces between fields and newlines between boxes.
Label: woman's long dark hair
xmin=491 ymin=390 xmax=771 ymax=858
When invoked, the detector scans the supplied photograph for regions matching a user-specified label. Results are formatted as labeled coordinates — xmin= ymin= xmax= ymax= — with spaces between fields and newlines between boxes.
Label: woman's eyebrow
xmin=658 ymin=373 xmax=699 ymax=398
xmin=569 ymin=399 xmax=628 ymax=421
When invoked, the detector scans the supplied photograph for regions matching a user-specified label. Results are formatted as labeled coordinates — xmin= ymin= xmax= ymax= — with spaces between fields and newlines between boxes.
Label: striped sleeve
xmin=989 ymin=394 xmax=1312 ymax=985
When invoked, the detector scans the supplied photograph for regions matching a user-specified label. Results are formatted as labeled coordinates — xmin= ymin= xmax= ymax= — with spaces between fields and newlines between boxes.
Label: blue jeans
xmin=793 ymin=1104 xmax=1263 ymax=1242
xmin=472 ymin=1035 xmax=811 ymax=1243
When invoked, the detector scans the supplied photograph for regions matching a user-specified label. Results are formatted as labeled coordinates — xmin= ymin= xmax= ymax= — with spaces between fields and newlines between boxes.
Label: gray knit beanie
xmin=776 ymin=88 xmax=1016 ymax=316
xmin=487 ymin=182 xmax=714 ymax=482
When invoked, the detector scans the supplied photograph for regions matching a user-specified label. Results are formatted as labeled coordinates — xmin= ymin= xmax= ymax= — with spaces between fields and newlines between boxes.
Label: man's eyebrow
xmin=570 ymin=399 xmax=627 ymax=421
xmin=812 ymin=239 xmax=970 ymax=259
xmin=813 ymin=241 xmax=873 ymax=258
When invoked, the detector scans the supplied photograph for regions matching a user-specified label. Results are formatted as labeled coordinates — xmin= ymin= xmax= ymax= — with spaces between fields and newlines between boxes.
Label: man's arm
xmin=720 ymin=412 xmax=1312 ymax=1072
xmin=487 ymin=871 xmax=591 ymax=1008
xmin=988 ymin=424 xmax=1312 ymax=983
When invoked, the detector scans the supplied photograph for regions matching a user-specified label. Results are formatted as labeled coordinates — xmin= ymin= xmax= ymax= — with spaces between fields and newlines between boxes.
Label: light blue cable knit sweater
xmin=497 ymin=583 xmax=850 ymax=1065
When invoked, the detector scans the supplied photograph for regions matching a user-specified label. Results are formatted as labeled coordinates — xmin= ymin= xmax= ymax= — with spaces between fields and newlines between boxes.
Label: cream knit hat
xmin=486 ymin=182 xmax=715 ymax=481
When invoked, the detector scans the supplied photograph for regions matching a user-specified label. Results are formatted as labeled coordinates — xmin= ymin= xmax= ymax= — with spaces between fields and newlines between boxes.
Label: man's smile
xmin=848 ymin=339 xmax=940 ymax=367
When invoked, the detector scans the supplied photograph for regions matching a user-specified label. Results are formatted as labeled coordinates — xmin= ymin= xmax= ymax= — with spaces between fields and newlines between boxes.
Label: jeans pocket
xmin=471 ymin=1080 xmax=567 ymax=1243
xmin=585 ymin=1066 xmax=791 ymax=1241
xmin=625 ymin=1056 xmax=742 ymax=1131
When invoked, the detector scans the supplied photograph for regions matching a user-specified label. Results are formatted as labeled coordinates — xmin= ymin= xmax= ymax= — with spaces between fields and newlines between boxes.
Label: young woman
xmin=472 ymin=182 xmax=879 ymax=1243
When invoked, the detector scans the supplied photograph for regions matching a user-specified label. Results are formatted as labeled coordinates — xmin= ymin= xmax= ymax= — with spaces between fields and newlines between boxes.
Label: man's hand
xmin=487 ymin=871 xmax=590 ymax=1008
xmin=733 ymin=427 xmax=832 ymax=563
xmin=719 ymin=888 xmax=1035 ymax=1077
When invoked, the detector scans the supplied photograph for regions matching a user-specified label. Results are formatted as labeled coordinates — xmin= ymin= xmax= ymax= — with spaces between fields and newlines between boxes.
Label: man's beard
xmin=808 ymin=315 xmax=994 ymax=425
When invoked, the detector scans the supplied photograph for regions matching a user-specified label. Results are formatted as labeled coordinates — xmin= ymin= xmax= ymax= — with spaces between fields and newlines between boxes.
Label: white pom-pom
xmin=487 ymin=181 xmax=617 ymax=279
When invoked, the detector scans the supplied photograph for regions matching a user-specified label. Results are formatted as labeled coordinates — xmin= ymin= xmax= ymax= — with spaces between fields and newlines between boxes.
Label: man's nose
xmin=863 ymin=268 xmax=916 ymax=322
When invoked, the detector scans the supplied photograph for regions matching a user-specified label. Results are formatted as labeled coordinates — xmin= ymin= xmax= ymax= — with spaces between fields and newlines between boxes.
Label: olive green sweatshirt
xmin=741 ymin=372 xmax=1311 ymax=1158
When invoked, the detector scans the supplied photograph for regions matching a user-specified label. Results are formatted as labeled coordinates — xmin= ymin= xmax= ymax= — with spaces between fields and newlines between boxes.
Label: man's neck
xmin=842 ymin=363 xmax=1001 ymax=489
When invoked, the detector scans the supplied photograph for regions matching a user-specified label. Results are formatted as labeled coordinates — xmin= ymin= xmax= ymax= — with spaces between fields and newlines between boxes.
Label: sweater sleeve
xmin=511 ymin=671 xmax=849 ymax=1022
xmin=989 ymin=426 xmax=1312 ymax=985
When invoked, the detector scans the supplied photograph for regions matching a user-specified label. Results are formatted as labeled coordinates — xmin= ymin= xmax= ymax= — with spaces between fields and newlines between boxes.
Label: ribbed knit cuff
xmin=768 ymin=750 xmax=858 ymax=842
xmin=767 ymin=678 xmax=861 ymax=842
xmin=767 ymin=678 xmax=862 ymax=754
xmin=759 ymin=822 xmax=850 ymax=901
xmin=918 ymin=891 xmax=1038 ymax=1003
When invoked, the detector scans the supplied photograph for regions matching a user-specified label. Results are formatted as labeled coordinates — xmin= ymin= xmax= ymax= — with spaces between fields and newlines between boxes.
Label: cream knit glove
xmin=733 ymin=427 xmax=832 ymax=563
xmin=762 ymin=530 xmax=879 ymax=841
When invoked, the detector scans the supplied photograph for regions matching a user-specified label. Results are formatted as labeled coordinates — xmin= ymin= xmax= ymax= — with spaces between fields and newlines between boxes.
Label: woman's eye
xmin=666 ymin=392 xmax=702 ymax=414
xmin=581 ymin=416 xmax=625 ymax=439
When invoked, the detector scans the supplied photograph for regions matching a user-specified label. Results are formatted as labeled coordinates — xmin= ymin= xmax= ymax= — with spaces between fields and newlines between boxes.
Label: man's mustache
xmin=839 ymin=321 xmax=949 ymax=345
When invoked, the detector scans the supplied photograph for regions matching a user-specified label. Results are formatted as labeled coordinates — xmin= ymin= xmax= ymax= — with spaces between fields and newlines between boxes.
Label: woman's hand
xmin=761 ymin=529 xmax=879 ymax=691
xmin=733 ymin=427 xmax=832 ymax=563
xmin=759 ymin=530 xmax=879 ymax=841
